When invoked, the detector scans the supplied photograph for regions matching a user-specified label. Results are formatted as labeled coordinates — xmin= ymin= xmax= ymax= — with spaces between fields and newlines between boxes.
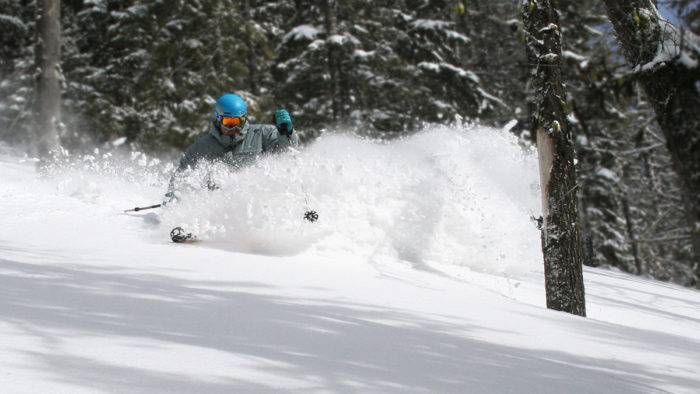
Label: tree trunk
xmin=243 ymin=0 xmax=258 ymax=95
xmin=602 ymin=0 xmax=700 ymax=285
xmin=34 ymin=0 xmax=61 ymax=157
xmin=523 ymin=0 xmax=586 ymax=316
xmin=621 ymin=196 xmax=643 ymax=273
xmin=324 ymin=0 xmax=340 ymax=122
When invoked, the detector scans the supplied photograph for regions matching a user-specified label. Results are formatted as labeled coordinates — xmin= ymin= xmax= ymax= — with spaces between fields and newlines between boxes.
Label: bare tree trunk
xmin=602 ymin=0 xmax=700 ymax=285
xmin=324 ymin=0 xmax=340 ymax=122
xmin=621 ymin=197 xmax=643 ymax=273
xmin=523 ymin=0 xmax=586 ymax=316
xmin=243 ymin=0 xmax=258 ymax=95
xmin=34 ymin=0 xmax=61 ymax=157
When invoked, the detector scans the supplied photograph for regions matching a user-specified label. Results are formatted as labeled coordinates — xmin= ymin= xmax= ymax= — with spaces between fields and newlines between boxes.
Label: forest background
xmin=1 ymin=0 xmax=698 ymax=287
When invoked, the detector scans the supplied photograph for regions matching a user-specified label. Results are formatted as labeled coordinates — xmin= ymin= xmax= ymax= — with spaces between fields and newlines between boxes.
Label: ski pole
xmin=124 ymin=204 xmax=162 ymax=213
xmin=291 ymin=151 xmax=319 ymax=222
xmin=299 ymin=182 xmax=319 ymax=222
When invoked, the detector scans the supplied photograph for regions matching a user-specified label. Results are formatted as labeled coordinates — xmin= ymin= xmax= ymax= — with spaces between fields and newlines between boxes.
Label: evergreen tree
xmin=555 ymin=0 xmax=637 ymax=272
xmin=63 ymin=0 xmax=253 ymax=151
xmin=398 ymin=0 xmax=501 ymax=125
xmin=273 ymin=0 xmax=358 ymax=137
xmin=273 ymin=0 xmax=500 ymax=137
xmin=618 ymin=97 xmax=696 ymax=285
xmin=452 ymin=0 xmax=524 ymax=127
xmin=603 ymin=0 xmax=700 ymax=282
xmin=552 ymin=0 xmax=696 ymax=285
xmin=0 ymin=0 xmax=36 ymax=146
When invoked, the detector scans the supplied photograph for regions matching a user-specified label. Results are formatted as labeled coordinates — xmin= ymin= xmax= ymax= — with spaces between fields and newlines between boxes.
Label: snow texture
xmin=596 ymin=168 xmax=620 ymax=183
xmin=352 ymin=49 xmax=375 ymax=60
xmin=410 ymin=19 xmax=468 ymax=43
xmin=635 ymin=9 xmax=700 ymax=72
xmin=111 ymin=137 xmax=127 ymax=147
xmin=283 ymin=24 xmax=321 ymax=42
xmin=1 ymin=125 xmax=699 ymax=393
xmin=562 ymin=50 xmax=589 ymax=68
xmin=0 ymin=14 xmax=28 ymax=32
xmin=418 ymin=62 xmax=480 ymax=84
xmin=562 ymin=50 xmax=587 ymax=62
xmin=410 ymin=19 xmax=452 ymax=31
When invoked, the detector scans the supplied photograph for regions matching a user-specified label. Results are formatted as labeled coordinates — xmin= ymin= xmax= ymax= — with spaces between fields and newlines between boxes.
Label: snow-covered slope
xmin=1 ymin=125 xmax=698 ymax=393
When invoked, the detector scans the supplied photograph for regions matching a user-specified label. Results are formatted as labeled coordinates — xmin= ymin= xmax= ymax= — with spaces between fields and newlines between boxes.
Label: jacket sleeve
xmin=168 ymin=134 xmax=226 ymax=192
xmin=176 ymin=134 xmax=226 ymax=172
xmin=260 ymin=124 xmax=299 ymax=153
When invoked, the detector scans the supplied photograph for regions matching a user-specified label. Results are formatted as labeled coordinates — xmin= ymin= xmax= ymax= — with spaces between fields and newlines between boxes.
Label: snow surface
xmin=1 ymin=124 xmax=699 ymax=393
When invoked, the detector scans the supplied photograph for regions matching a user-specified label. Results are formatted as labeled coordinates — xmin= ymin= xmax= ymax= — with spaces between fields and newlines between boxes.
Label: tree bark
xmin=602 ymin=0 xmax=700 ymax=285
xmin=243 ymin=0 xmax=258 ymax=95
xmin=621 ymin=196 xmax=643 ymax=273
xmin=523 ymin=0 xmax=586 ymax=316
xmin=324 ymin=0 xmax=340 ymax=122
xmin=34 ymin=0 xmax=61 ymax=157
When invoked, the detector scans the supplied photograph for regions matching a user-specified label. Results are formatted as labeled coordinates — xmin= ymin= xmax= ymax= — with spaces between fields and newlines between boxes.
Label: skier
xmin=163 ymin=93 xmax=298 ymax=205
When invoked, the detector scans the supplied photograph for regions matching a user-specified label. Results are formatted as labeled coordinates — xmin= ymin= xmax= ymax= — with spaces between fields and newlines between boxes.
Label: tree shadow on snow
xmin=0 ymin=257 xmax=694 ymax=393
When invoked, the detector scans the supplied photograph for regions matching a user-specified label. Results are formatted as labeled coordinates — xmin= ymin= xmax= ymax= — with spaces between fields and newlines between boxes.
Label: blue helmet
xmin=214 ymin=93 xmax=248 ymax=119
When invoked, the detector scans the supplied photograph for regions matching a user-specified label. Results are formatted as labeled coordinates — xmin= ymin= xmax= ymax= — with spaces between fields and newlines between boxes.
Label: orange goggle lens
xmin=221 ymin=116 xmax=246 ymax=128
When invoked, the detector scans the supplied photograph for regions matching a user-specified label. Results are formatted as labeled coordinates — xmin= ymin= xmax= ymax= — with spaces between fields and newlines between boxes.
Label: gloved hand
xmin=273 ymin=109 xmax=294 ymax=136
xmin=162 ymin=190 xmax=180 ymax=206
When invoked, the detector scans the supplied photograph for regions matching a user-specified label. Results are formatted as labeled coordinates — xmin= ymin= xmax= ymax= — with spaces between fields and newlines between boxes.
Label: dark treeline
xmin=0 ymin=0 xmax=697 ymax=287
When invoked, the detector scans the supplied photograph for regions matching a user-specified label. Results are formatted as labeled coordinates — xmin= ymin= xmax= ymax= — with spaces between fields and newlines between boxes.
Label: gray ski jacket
xmin=168 ymin=122 xmax=299 ymax=192
xmin=178 ymin=122 xmax=298 ymax=170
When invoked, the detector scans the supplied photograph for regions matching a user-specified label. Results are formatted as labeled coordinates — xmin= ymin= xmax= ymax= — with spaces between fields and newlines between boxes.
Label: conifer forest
xmin=1 ymin=0 xmax=699 ymax=291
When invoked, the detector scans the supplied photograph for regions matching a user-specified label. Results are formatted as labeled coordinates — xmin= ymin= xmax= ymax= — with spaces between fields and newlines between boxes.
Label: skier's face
xmin=219 ymin=116 xmax=246 ymax=136
xmin=220 ymin=125 xmax=243 ymax=136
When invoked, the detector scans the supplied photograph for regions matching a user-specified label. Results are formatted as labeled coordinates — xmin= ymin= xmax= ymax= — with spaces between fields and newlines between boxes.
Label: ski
xmin=170 ymin=227 xmax=198 ymax=243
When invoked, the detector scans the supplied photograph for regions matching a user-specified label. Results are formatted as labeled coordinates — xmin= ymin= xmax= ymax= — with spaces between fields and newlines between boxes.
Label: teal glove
xmin=274 ymin=109 xmax=294 ymax=136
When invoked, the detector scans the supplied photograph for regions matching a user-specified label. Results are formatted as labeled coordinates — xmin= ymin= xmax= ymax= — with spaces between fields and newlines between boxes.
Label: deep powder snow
xmin=1 ymin=124 xmax=698 ymax=394
xmin=33 ymin=123 xmax=544 ymax=274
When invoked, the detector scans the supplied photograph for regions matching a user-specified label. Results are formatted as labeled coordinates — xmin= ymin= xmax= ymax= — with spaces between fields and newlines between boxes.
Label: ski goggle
xmin=218 ymin=115 xmax=246 ymax=129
